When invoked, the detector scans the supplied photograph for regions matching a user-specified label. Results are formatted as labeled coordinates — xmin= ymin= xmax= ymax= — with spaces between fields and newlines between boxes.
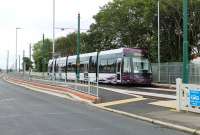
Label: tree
xmin=55 ymin=32 xmax=92 ymax=56
xmin=86 ymin=0 xmax=200 ymax=62
xmin=32 ymin=39 xmax=52 ymax=72
xmin=22 ymin=57 xmax=33 ymax=71
xmin=87 ymin=0 xmax=157 ymax=59
xmin=55 ymin=32 xmax=77 ymax=56
xmin=32 ymin=0 xmax=200 ymax=64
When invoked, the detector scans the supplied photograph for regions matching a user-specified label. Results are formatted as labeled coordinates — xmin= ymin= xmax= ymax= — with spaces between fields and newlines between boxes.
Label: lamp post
xmin=183 ymin=0 xmax=189 ymax=83
xmin=6 ymin=50 xmax=9 ymax=73
xmin=23 ymin=50 xmax=25 ymax=76
xmin=15 ymin=27 xmax=22 ymax=72
xmin=157 ymin=0 xmax=160 ymax=83
xmin=52 ymin=0 xmax=55 ymax=80
xmin=76 ymin=13 xmax=80 ymax=81
xmin=42 ymin=34 xmax=45 ymax=78
xmin=18 ymin=55 xmax=20 ymax=72
xmin=29 ymin=44 xmax=32 ymax=80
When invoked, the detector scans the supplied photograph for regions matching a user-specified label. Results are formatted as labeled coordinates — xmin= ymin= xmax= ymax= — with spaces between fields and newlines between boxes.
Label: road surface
xmin=0 ymin=78 xmax=189 ymax=135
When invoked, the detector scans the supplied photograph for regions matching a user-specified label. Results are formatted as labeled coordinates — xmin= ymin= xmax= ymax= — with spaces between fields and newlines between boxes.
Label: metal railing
xmin=20 ymin=72 xmax=99 ymax=98
xmin=152 ymin=62 xmax=200 ymax=84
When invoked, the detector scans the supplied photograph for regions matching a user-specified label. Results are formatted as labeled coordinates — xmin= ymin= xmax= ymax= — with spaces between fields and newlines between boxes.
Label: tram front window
xmin=132 ymin=57 xmax=151 ymax=73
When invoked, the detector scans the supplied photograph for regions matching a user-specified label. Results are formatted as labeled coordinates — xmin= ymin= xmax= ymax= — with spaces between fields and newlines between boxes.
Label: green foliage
xmin=55 ymin=32 xmax=91 ymax=56
xmin=33 ymin=0 xmax=200 ymax=67
xmin=22 ymin=57 xmax=33 ymax=71
xmin=55 ymin=32 xmax=76 ymax=56
xmin=86 ymin=0 xmax=157 ymax=52
xmin=32 ymin=39 xmax=52 ymax=72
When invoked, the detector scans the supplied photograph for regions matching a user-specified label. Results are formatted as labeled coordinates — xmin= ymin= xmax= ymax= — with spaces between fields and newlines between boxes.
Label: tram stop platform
xmin=97 ymin=98 xmax=200 ymax=130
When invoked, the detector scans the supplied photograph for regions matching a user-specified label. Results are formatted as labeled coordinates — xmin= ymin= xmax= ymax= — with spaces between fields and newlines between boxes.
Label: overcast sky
xmin=0 ymin=0 xmax=111 ymax=69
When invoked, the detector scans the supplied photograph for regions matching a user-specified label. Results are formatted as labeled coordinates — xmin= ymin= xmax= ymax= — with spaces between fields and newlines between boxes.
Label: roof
xmin=99 ymin=48 xmax=123 ymax=56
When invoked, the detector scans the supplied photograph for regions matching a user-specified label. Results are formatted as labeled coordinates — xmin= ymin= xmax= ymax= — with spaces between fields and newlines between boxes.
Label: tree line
xmin=32 ymin=0 xmax=200 ymax=72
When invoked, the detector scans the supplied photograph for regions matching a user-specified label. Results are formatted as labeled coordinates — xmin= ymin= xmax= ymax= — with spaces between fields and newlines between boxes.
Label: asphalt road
xmin=0 ymin=78 xmax=189 ymax=135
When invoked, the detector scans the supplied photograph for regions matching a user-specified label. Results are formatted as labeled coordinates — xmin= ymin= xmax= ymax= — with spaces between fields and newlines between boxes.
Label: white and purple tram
xmin=48 ymin=48 xmax=152 ymax=85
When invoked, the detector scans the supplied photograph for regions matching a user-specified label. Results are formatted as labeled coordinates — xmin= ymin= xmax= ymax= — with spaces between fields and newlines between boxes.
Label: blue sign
xmin=189 ymin=89 xmax=200 ymax=107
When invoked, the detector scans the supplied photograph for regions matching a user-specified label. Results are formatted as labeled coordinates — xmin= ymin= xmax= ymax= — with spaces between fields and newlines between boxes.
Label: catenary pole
xmin=157 ymin=0 xmax=160 ymax=82
xmin=52 ymin=0 xmax=55 ymax=80
xmin=183 ymin=0 xmax=189 ymax=83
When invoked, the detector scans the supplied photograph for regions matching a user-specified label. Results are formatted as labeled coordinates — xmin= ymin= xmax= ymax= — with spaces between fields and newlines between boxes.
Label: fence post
xmin=176 ymin=78 xmax=182 ymax=112
xmin=64 ymin=74 xmax=66 ymax=83
xmin=29 ymin=68 xmax=31 ymax=81
xmin=96 ymin=79 xmax=99 ymax=98
xmin=88 ymin=76 xmax=90 ymax=94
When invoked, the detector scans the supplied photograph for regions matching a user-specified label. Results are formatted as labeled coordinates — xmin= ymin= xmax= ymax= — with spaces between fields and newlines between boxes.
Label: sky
xmin=0 ymin=0 xmax=111 ymax=70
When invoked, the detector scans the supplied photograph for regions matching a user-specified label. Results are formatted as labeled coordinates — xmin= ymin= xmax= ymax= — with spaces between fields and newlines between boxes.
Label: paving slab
xmin=98 ymin=88 xmax=134 ymax=103
xmin=107 ymin=98 xmax=200 ymax=129
xmin=108 ymin=99 xmax=168 ymax=114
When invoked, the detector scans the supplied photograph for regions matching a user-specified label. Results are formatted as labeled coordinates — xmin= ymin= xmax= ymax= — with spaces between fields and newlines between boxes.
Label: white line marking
xmin=136 ymin=87 xmax=175 ymax=92
xmin=99 ymin=87 xmax=176 ymax=99
xmin=0 ymin=98 xmax=15 ymax=102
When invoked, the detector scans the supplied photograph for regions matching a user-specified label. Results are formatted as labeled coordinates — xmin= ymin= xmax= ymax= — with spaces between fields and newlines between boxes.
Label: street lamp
xmin=15 ymin=27 xmax=22 ymax=72
xmin=76 ymin=13 xmax=80 ymax=81
xmin=55 ymin=27 xmax=88 ymax=31
xmin=52 ymin=0 xmax=55 ymax=79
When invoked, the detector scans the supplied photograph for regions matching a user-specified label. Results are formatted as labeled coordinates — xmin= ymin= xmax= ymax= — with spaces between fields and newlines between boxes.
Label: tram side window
xmin=67 ymin=59 xmax=76 ymax=72
xmin=80 ymin=63 xmax=84 ymax=73
xmin=55 ymin=63 xmax=59 ymax=73
xmin=72 ymin=64 xmax=76 ymax=72
xmin=48 ymin=64 xmax=52 ymax=73
xmin=61 ymin=64 xmax=66 ymax=72
xmin=123 ymin=57 xmax=131 ymax=73
xmin=107 ymin=59 xmax=116 ymax=73
xmin=99 ymin=59 xmax=107 ymax=73
xmin=67 ymin=63 xmax=73 ymax=72
xmin=89 ymin=57 xmax=96 ymax=73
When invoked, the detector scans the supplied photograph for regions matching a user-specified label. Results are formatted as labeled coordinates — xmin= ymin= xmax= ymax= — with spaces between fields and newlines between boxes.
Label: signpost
xmin=176 ymin=78 xmax=200 ymax=113
xmin=189 ymin=89 xmax=200 ymax=107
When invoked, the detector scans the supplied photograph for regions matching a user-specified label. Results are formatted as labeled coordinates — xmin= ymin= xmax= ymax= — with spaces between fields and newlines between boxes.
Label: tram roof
xmin=99 ymin=48 xmax=123 ymax=56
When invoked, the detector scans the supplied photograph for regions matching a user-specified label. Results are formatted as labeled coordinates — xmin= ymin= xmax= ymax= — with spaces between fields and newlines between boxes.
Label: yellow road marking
xmin=97 ymin=97 xmax=147 ymax=107
xmin=170 ymin=109 xmax=177 ymax=112
xmin=149 ymin=100 xmax=176 ymax=109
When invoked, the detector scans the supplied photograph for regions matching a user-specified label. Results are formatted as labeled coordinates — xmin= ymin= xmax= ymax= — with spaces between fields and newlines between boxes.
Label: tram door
xmin=83 ymin=61 xmax=89 ymax=81
xmin=116 ymin=58 xmax=122 ymax=83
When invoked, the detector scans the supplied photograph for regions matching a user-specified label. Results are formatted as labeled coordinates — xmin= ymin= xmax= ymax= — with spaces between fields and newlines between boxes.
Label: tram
xmin=48 ymin=48 xmax=152 ymax=85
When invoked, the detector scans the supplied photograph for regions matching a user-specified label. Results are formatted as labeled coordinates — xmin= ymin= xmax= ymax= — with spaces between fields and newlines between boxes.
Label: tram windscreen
xmin=132 ymin=57 xmax=151 ymax=73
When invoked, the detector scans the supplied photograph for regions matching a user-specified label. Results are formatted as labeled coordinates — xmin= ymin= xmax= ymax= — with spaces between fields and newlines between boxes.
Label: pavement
xmin=4 ymin=73 xmax=200 ymax=134
xmin=0 ymin=76 xmax=190 ymax=135
xmin=152 ymin=83 xmax=176 ymax=89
